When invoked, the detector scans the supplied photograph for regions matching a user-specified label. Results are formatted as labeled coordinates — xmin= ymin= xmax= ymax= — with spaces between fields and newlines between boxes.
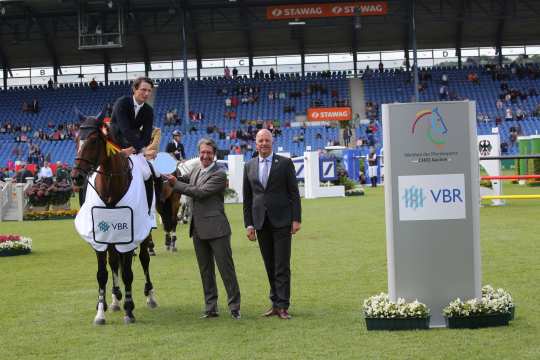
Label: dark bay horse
xmin=72 ymin=116 xmax=156 ymax=325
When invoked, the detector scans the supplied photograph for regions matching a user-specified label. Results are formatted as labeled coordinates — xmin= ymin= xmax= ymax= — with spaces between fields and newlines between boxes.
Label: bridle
xmin=73 ymin=127 xmax=132 ymax=195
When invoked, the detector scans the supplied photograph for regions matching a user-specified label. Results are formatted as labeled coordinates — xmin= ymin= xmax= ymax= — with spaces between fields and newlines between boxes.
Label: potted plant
xmin=0 ymin=234 xmax=32 ymax=256
xmin=363 ymin=293 xmax=430 ymax=330
xmin=482 ymin=285 xmax=515 ymax=321
xmin=443 ymin=285 xmax=513 ymax=329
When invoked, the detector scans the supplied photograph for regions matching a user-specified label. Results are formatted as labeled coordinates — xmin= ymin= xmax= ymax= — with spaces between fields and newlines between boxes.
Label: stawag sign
xmin=307 ymin=107 xmax=352 ymax=121
xmin=267 ymin=2 xmax=388 ymax=20
xmin=398 ymin=173 xmax=466 ymax=221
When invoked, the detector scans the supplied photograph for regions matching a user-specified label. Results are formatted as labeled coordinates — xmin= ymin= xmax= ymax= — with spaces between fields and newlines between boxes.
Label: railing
xmin=0 ymin=179 xmax=13 ymax=221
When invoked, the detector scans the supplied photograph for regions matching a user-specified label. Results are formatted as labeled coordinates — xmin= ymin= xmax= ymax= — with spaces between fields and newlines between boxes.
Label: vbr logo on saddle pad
xmin=91 ymin=206 xmax=134 ymax=244
xmin=398 ymin=174 xmax=466 ymax=221
xmin=411 ymin=108 xmax=448 ymax=150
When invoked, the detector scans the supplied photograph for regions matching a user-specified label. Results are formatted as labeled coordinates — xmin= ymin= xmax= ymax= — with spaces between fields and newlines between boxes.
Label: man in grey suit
xmin=243 ymin=129 xmax=301 ymax=320
xmin=166 ymin=138 xmax=241 ymax=319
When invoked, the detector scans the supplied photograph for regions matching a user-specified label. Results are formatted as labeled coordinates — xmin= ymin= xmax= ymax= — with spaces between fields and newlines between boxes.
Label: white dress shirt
xmin=133 ymin=96 xmax=144 ymax=118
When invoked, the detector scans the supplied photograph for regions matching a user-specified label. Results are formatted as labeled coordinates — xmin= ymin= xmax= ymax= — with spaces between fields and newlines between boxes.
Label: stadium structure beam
xmin=21 ymin=4 xmax=61 ymax=76
xmin=402 ymin=0 xmax=411 ymax=72
xmin=239 ymin=0 xmax=254 ymax=77
xmin=455 ymin=0 xmax=466 ymax=69
xmin=495 ymin=0 xmax=509 ymax=66
xmin=126 ymin=1 xmax=151 ymax=76
xmin=103 ymin=51 xmax=111 ymax=86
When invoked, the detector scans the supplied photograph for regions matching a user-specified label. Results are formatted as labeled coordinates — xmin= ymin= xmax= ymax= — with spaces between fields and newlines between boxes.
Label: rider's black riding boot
xmin=144 ymin=178 xmax=153 ymax=214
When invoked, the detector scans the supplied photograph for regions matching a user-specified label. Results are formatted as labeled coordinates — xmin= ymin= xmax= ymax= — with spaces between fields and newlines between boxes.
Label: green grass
xmin=1 ymin=183 xmax=539 ymax=359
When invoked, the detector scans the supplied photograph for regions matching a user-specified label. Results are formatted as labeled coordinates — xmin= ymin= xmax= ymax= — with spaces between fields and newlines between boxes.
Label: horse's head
xmin=71 ymin=110 xmax=108 ymax=187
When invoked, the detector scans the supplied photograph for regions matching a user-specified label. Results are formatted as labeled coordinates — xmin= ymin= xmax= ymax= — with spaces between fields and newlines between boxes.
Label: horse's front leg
xmin=107 ymin=247 xmax=122 ymax=312
xmin=140 ymin=235 xmax=158 ymax=308
xmin=119 ymin=250 xmax=136 ymax=324
xmin=94 ymin=250 xmax=108 ymax=325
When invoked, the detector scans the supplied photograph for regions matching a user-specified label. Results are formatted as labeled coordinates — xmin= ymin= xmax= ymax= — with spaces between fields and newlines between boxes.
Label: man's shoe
xmin=277 ymin=308 xmax=291 ymax=320
xmin=262 ymin=307 xmax=278 ymax=317
xmin=200 ymin=311 xmax=219 ymax=319
xmin=231 ymin=310 xmax=241 ymax=320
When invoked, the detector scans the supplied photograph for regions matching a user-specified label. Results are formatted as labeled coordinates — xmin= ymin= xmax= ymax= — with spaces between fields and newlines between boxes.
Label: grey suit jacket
xmin=173 ymin=164 xmax=231 ymax=240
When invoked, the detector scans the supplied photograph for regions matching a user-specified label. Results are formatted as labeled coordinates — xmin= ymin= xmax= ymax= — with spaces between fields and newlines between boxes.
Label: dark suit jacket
xmin=110 ymin=95 xmax=153 ymax=152
xmin=173 ymin=164 xmax=231 ymax=240
xmin=165 ymin=141 xmax=186 ymax=160
xmin=243 ymin=154 xmax=301 ymax=230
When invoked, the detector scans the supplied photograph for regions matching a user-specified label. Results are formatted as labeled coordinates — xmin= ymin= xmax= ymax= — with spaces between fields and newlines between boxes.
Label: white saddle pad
xmin=74 ymin=158 xmax=153 ymax=253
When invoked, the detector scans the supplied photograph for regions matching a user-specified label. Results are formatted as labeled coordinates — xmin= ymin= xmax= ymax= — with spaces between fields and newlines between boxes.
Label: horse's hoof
xmin=93 ymin=318 xmax=106 ymax=326
xmin=110 ymin=303 xmax=121 ymax=312
xmin=148 ymin=249 xmax=156 ymax=256
xmin=147 ymin=298 xmax=158 ymax=309
xmin=124 ymin=315 xmax=136 ymax=324
xmin=171 ymin=247 xmax=178 ymax=253
xmin=165 ymin=246 xmax=170 ymax=251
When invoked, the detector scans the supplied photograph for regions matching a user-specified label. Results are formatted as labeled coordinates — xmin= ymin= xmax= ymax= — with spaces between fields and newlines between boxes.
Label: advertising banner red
xmin=307 ymin=107 xmax=352 ymax=121
xmin=267 ymin=2 xmax=388 ymax=20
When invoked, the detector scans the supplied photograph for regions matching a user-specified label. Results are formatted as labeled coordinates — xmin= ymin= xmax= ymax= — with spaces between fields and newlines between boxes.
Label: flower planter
xmin=364 ymin=316 xmax=430 ymax=331
xmin=508 ymin=306 xmax=515 ymax=321
xmin=0 ymin=248 xmax=31 ymax=257
xmin=445 ymin=313 xmax=509 ymax=329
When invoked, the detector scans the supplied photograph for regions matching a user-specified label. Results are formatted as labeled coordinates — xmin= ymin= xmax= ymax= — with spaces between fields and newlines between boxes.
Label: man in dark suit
xmin=165 ymin=130 xmax=186 ymax=161
xmin=243 ymin=129 xmax=301 ymax=320
xmin=166 ymin=138 xmax=241 ymax=320
xmin=109 ymin=77 xmax=156 ymax=208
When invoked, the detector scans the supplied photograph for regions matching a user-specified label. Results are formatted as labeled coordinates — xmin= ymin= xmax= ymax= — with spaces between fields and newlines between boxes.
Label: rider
xmin=109 ymin=77 xmax=157 ymax=210
xmin=166 ymin=130 xmax=186 ymax=161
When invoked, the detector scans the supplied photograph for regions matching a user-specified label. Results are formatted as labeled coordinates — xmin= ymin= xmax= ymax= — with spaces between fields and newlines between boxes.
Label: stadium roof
xmin=1 ymin=0 xmax=539 ymax=70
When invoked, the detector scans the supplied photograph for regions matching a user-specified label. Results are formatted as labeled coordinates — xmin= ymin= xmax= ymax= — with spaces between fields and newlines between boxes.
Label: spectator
xmin=232 ymin=67 xmax=238 ymax=78
xmin=32 ymin=99 xmax=39 ymax=113
xmin=378 ymin=62 xmax=384 ymax=72
xmin=441 ymin=73 xmax=448 ymax=86
xmin=269 ymin=67 xmax=275 ymax=80
xmin=439 ymin=85 xmax=448 ymax=100
xmin=15 ymin=164 xmax=34 ymax=183
xmin=224 ymin=66 xmax=231 ymax=79
xmin=48 ymin=78 xmax=54 ymax=88
xmin=496 ymin=99 xmax=503 ymax=110
xmin=55 ymin=162 xmax=70 ymax=183
xmin=505 ymin=108 xmax=513 ymax=121
xmin=89 ymin=78 xmax=98 ymax=90
xmin=516 ymin=108 xmax=526 ymax=121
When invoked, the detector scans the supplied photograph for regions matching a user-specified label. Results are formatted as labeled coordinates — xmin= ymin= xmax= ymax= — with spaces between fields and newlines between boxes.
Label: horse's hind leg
xmin=140 ymin=236 xmax=158 ymax=308
xmin=107 ymin=247 xmax=122 ymax=312
xmin=119 ymin=250 xmax=136 ymax=324
xmin=94 ymin=250 xmax=108 ymax=325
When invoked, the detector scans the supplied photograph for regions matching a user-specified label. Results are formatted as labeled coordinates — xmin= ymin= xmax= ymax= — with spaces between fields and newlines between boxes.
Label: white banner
xmin=398 ymin=174 xmax=466 ymax=221
xmin=91 ymin=206 xmax=134 ymax=244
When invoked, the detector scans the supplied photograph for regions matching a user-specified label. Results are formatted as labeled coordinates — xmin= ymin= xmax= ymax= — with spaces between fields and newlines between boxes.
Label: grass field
xmin=1 ymin=183 xmax=539 ymax=360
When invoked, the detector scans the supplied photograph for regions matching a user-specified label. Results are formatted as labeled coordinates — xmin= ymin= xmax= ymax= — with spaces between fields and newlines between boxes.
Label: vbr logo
xmin=98 ymin=221 xmax=110 ymax=233
xmin=272 ymin=8 xmax=283 ymax=17
xmin=402 ymin=186 xmax=426 ymax=210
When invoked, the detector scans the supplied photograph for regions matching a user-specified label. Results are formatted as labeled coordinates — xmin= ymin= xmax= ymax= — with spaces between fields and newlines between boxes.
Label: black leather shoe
xmin=231 ymin=310 xmax=241 ymax=320
xmin=200 ymin=311 xmax=219 ymax=319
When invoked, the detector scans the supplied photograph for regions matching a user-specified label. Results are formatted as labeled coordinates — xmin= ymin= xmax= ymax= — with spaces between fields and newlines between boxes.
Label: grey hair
xmin=197 ymin=138 xmax=217 ymax=154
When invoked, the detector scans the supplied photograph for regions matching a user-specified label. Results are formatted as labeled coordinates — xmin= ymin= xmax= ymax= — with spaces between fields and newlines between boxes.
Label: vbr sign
xmin=398 ymin=174 xmax=466 ymax=221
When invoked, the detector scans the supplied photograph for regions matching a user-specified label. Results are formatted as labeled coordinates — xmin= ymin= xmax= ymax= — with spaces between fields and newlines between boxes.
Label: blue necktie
xmin=261 ymin=158 xmax=270 ymax=188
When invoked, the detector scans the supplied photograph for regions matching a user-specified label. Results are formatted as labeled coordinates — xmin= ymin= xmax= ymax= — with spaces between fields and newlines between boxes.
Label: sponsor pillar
xmin=382 ymin=101 xmax=481 ymax=327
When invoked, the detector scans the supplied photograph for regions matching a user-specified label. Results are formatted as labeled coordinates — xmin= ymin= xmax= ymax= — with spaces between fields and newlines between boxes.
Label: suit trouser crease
xmin=257 ymin=219 xmax=291 ymax=309
xmin=193 ymin=234 xmax=241 ymax=312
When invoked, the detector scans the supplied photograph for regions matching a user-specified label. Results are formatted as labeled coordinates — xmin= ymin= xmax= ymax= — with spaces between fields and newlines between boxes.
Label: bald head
xmin=256 ymin=129 xmax=273 ymax=158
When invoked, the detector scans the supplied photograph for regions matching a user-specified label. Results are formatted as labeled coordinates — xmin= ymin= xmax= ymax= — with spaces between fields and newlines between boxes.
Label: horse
xmin=155 ymin=157 xmax=199 ymax=252
xmin=72 ymin=115 xmax=157 ymax=325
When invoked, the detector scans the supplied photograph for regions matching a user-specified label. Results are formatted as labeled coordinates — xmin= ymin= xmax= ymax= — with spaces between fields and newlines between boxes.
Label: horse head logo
xmin=412 ymin=107 xmax=448 ymax=150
